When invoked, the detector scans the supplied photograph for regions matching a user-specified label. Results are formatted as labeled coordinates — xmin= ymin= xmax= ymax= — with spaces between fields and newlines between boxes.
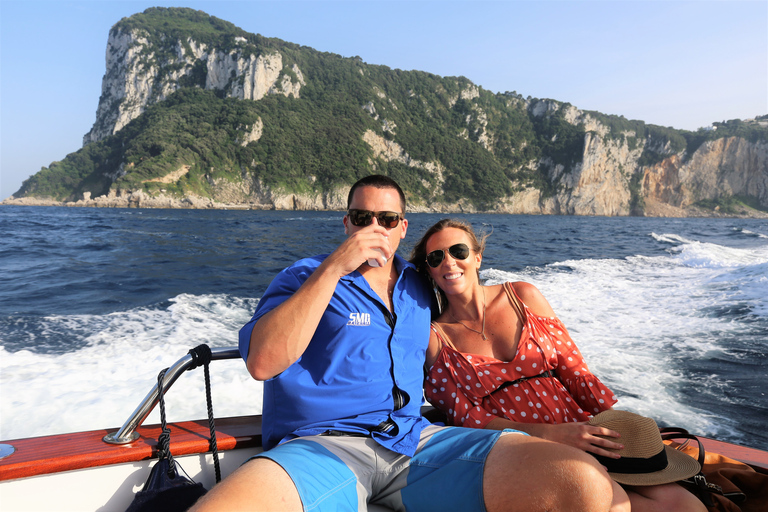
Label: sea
xmin=1 ymin=206 xmax=766 ymax=451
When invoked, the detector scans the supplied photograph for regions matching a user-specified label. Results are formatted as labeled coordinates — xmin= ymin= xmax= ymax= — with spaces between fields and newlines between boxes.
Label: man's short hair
xmin=347 ymin=175 xmax=406 ymax=214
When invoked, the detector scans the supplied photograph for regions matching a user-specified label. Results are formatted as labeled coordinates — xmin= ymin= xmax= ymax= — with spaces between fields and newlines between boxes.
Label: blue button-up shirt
xmin=239 ymin=254 xmax=433 ymax=456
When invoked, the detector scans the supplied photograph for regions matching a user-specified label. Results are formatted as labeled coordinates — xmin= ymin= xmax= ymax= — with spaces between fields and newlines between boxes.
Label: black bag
xmin=125 ymin=457 xmax=206 ymax=512
xmin=126 ymin=346 xmax=221 ymax=512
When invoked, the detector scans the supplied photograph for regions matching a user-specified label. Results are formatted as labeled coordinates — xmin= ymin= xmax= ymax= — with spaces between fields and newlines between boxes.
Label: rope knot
xmin=188 ymin=344 xmax=212 ymax=369
xmin=152 ymin=346 xmax=221 ymax=483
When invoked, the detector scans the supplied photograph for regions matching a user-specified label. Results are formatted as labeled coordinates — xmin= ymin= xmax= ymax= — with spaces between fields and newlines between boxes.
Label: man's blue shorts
xmin=253 ymin=424 xmax=526 ymax=512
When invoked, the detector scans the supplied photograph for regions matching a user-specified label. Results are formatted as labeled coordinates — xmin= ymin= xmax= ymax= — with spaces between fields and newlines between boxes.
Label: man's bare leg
xmin=482 ymin=434 xmax=630 ymax=512
xmin=189 ymin=457 xmax=302 ymax=512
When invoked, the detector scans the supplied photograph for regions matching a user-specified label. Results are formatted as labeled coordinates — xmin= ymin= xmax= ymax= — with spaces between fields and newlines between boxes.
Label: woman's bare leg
xmin=626 ymin=483 xmax=707 ymax=512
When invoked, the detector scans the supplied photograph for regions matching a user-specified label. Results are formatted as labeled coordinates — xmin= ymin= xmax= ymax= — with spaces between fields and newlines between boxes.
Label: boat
xmin=1 ymin=346 xmax=766 ymax=511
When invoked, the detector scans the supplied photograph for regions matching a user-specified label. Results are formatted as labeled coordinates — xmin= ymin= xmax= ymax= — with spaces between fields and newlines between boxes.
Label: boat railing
xmin=103 ymin=346 xmax=241 ymax=445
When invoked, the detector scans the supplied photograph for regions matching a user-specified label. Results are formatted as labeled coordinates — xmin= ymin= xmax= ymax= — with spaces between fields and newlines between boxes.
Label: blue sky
xmin=1 ymin=0 xmax=766 ymax=199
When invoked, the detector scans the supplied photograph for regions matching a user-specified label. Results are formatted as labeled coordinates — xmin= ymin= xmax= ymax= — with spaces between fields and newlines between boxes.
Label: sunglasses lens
xmin=426 ymin=244 xmax=470 ymax=268
xmin=426 ymin=250 xmax=444 ymax=268
xmin=378 ymin=212 xmax=400 ymax=228
xmin=349 ymin=210 xmax=373 ymax=226
xmin=349 ymin=210 xmax=400 ymax=228
xmin=449 ymin=244 xmax=470 ymax=260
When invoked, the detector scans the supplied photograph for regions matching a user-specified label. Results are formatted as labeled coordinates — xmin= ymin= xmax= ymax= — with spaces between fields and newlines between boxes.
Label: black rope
xmin=156 ymin=368 xmax=177 ymax=478
xmin=189 ymin=344 xmax=221 ymax=483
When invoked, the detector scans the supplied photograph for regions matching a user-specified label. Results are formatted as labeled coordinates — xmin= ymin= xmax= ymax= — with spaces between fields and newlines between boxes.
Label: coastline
xmin=4 ymin=194 xmax=768 ymax=219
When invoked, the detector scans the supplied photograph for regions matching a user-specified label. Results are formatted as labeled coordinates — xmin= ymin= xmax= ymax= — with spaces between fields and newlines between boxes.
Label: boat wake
xmin=0 ymin=294 xmax=263 ymax=440
xmin=482 ymin=230 xmax=768 ymax=448
xmin=2 ymin=222 xmax=766 ymax=451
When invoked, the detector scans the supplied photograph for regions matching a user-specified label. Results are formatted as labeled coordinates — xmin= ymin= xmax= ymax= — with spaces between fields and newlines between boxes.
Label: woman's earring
xmin=428 ymin=276 xmax=444 ymax=314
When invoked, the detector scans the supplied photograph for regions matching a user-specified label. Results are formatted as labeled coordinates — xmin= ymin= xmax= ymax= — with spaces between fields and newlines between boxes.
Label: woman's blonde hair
xmin=409 ymin=219 xmax=489 ymax=313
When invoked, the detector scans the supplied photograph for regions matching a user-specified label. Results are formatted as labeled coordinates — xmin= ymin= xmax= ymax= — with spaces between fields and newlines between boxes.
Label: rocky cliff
xmin=83 ymin=29 xmax=304 ymax=145
xmin=642 ymin=137 xmax=768 ymax=213
xmin=493 ymin=102 xmax=768 ymax=217
xmin=6 ymin=7 xmax=767 ymax=218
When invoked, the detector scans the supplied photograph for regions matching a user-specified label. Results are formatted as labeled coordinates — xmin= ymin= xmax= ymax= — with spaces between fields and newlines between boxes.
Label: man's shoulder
xmin=262 ymin=255 xmax=328 ymax=292
xmin=282 ymin=254 xmax=327 ymax=274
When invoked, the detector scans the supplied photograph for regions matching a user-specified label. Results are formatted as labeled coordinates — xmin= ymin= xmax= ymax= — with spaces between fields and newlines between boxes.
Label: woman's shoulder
xmin=507 ymin=281 xmax=556 ymax=317
xmin=507 ymin=281 xmax=539 ymax=299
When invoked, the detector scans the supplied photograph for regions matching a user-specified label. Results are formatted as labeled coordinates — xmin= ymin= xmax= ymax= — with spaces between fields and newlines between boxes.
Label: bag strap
xmin=188 ymin=344 xmax=221 ymax=484
xmin=659 ymin=428 xmax=721 ymax=507
xmin=156 ymin=368 xmax=178 ymax=478
xmin=660 ymin=428 xmax=706 ymax=469
xmin=154 ymin=344 xmax=222 ymax=484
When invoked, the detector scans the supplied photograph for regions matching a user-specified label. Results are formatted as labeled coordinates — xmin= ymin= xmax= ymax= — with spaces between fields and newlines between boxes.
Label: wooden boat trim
xmin=1 ymin=412 xmax=766 ymax=484
xmin=0 ymin=415 xmax=262 ymax=482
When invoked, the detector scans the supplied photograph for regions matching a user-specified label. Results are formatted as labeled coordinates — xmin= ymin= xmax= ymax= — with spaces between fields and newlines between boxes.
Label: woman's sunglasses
xmin=426 ymin=243 xmax=470 ymax=268
xmin=347 ymin=209 xmax=402 ymax=228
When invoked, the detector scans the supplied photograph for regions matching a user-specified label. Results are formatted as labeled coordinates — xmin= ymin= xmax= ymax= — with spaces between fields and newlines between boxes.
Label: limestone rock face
xmin=515 ymin=102 xmax=642 ymax=216
xmin=680 ymin=137 xmax=768 ymax=206
xmin=556 ymin=130 xmax=639 ymax=216
xmin=498 ymin=188 xmax=558 ymax=215
xmin=237 ymin=118 xmax=264 ymax=146
xmin=83 ymin=30 xmax=304 ymax=145
xmin=359 ymin=99 xmax=766 ymax=217
xmin=502 ymin=102 xmax=767 ymax=216
xmin=642 ymin=137 xmax=768 ymax=209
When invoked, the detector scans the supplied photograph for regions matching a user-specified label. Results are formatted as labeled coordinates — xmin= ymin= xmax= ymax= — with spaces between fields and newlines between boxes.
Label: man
xmin=192 ymin=175 xmax=628 ymax=512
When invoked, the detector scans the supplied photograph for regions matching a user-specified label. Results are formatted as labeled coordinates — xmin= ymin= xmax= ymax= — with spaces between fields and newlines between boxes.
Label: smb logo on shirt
xmin=347 ymin=312 xmax=371 ymax=326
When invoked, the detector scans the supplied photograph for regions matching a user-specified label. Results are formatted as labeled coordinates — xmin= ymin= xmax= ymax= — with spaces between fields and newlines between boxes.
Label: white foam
xmin=653 ymin=231 xmax=768 ymax=268
xmin=738 ymin=228 xmax=768 ymax=239
xmin=0 ymin=294 xmax=263 ymax=440
xmin=2 ymin=231 xmax=766 ymax=443
xmin=285 ymin=216 xmax=342 ymax=222
xmin=482 ymin=232 xmax=767 ymax=438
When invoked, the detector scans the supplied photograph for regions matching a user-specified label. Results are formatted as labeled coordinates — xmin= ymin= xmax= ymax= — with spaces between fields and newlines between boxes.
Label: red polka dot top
xmin=425 ymin=282 xmax=617 ymax=429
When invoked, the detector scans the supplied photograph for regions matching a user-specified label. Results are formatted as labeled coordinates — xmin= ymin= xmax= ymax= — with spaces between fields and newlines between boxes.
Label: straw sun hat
xmin=588 ymin=409 xmax=701 ymax=486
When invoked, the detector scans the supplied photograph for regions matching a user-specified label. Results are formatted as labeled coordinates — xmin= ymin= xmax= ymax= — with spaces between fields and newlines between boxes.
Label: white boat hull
xmin=0 ymin=447 xmax=261 ymax=511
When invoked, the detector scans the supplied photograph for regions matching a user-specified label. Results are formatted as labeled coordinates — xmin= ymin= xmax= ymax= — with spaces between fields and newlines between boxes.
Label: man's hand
xmin=327 ymin=221 xmax=392 ymax=276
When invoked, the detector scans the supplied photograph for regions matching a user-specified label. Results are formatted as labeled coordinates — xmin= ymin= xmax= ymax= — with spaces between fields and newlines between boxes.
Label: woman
xmin=410 ymin=218 xmax=705 ymax=512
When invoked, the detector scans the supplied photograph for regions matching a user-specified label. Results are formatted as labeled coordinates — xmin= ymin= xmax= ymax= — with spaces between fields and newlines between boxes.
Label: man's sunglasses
xmin=347 ymin=209 xmax=402 ymax=228
xmin=426 ymin=243 xmax=470 ymax=268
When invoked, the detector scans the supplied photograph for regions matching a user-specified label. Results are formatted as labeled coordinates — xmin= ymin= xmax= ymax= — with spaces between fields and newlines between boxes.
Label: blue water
xmin=1 ymin=206 xmax=766 ymax=452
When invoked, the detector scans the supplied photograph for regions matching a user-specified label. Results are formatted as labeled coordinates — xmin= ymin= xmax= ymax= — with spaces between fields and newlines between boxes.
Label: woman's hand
xmin=539 ymin=422 xmax=623 ymax=459
xmin=486 ymin=417 xmax=623 ymax=458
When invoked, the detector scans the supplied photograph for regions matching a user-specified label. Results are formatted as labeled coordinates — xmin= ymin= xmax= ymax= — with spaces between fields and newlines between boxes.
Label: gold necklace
xmin=449 ymin=287 xmax=487 ymax=340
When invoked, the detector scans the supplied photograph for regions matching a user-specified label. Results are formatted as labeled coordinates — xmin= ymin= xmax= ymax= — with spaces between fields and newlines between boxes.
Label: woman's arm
xmin=485 ymin=416 xmax=623 ymax=458
xmin=425 ymin=327 xmax=442 ymax=369
xmin=510 ymin=281 xmax=556 ymax=317
xmin=511 ymin=280 xmax=618 ymax=414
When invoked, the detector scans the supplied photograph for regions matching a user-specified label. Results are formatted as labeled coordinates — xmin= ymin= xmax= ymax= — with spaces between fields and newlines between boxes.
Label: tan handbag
xmin=661 ymin=428 xmax=768 ymax=512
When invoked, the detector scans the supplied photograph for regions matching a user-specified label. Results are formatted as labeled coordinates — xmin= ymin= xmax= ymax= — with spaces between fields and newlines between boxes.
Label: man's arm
xmin=245 ymin=224 xmax=393 ymax=380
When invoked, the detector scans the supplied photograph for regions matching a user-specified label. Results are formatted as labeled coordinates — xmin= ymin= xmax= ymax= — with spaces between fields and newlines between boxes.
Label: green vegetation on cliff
xmin=13 ymin=7 xmax=768 ymax=211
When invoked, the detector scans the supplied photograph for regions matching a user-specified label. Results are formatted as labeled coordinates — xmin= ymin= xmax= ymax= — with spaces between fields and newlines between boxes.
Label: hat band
xmin=593 ymin=447 xmax=668 ymax=474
